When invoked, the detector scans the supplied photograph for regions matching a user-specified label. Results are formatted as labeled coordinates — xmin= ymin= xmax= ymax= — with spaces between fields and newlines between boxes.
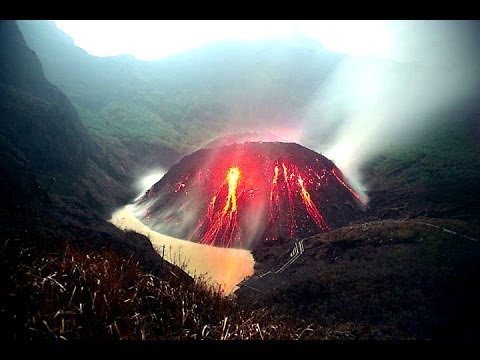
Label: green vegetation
xmin=17 ymin=21 xmax=342 ymax=154
xmin=365 ymin=106 xmax=480 ymax=221
xmin=240 ymin=219 xmax=480 ymax=339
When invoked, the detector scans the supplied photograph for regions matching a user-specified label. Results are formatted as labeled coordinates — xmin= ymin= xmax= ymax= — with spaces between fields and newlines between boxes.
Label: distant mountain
xmin=17 ymin=20 xmax=343 ymax=154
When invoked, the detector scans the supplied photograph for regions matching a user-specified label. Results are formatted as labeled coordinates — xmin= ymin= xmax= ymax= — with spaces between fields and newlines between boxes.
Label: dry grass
xmin=2 ymin=240 xmax=314 ymax=340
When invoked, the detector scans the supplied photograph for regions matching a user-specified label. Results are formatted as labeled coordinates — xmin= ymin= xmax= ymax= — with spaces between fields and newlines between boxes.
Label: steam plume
xmin=299 ymin=20 xmax=480 ymax=199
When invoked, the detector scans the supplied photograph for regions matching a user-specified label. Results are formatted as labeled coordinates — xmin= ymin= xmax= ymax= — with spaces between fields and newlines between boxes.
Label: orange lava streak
xmin=206 ymin=195 xmax=217 ymax=221
xmin=269 ymin=165 xmax=279 ymax=201
xmin=200 ymin=167 xmax=241 ymax=247
xmin=297 ymin=175 xmax=330 ymax=230
xmin=268 ymin=165 xmax=280 ymax=230
xmin=223 ymin=167 xmax=240 ymax=213
xmin=282 ymin=163 xmax=297 ymax=238
xmin=331 ymin=168 xmax=365 ymax=204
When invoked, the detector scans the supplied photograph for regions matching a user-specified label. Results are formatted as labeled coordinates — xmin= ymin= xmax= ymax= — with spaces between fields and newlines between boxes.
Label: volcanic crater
xmin=135 ymin=142 xmax=365 ymax=249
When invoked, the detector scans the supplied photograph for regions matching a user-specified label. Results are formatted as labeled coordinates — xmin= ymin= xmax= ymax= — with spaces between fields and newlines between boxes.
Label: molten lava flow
xmin=141 ymin=142 xmax=365 ymax=248
xmin=206 ymin=195 xmax=217 ymax=221
xmin=270 ymin=163 xmax=330 ymax=237
xmin=268 ymin=165 xmax=280 ymax=228
xmin=297 ymin=176 xmax=330 ymax=230
xmin=331 ymin=167 xmax=365 ymax=204
xmin=197 ymin=167 xmax=241 ymax=248
xmin=224 ymin=167 xmax=240 ymax=213
xmin=270 ymin=165 xmax=280 ymax=202
xmin=282 ymin=163 xmax=297 ymax=238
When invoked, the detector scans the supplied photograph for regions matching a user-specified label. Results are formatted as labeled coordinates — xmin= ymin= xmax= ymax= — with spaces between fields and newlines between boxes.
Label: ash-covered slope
xmin=135 ymin=142 xmax=365 ymax=249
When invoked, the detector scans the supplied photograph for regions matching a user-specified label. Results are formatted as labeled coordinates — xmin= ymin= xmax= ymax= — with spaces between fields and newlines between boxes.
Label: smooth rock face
xmin=135 ymin=142 xmax=365 ymax=249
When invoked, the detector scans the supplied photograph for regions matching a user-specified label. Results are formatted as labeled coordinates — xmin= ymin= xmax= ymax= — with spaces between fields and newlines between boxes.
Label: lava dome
xmin=135 ymin=142 xmax=365 ymax=249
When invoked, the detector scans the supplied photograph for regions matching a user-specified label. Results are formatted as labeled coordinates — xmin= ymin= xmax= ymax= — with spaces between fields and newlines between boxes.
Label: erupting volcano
xmin=135 ymin=142 xmax=365 ymax=249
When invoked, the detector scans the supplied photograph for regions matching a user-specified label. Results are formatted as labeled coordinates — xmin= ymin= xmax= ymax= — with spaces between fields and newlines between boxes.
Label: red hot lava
xmin=136 ymin=142 xmax=365 ymax=249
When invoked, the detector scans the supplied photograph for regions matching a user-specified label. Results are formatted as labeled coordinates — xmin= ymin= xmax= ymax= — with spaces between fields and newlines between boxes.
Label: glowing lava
xmin=268 ymin=165 xmax=280 ymax=231
xmin=331 ymin=167 xmax=365 ymax=204
xmin=136 ymin=142 xmax=365 ymax=249
xmin=297 ymin=175 xmax=329 ymax=230
xmin=195 ymin=167 xmax=241 ymax=247
xmin=282 ymin=163 xmax=298 ymax=238
xmin=224 ymin=167 xmax=240 ymax=213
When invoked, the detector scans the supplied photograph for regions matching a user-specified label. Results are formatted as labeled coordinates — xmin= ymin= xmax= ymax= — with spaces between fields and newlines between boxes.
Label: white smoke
xmin=133 ymin=168 xmax=166 ymax=201
xmin=300 ymin=20 xmax=480 ymax=201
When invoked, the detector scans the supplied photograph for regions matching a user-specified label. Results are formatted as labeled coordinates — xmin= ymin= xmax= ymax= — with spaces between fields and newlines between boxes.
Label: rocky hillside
xmin=1 ymin=20 xmax=162 ymax=212
xmin=0 ymin=18 xmax=184 ymax=278
xmin=0 ymin=21 xmax=194 ymax=340
xmin=0 ymin=21 xmax=91 ymax=198
xmin=237 ymin=218 xmax=480 ymax=339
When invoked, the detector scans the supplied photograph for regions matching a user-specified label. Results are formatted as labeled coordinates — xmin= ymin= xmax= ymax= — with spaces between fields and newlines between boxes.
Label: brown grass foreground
xmin=1 ymin=239 xmax=313 ymax=340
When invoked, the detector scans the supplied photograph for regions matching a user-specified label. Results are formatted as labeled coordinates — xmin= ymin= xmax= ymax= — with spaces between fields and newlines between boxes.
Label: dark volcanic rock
xmin=236 ymin=220 xmax=480 ymax=340
xmin=135 ymin=142 xmax=365 ymax=249
xmin=0 ymin=20 xmax=92 ymax=183
xmin=0 ymin=21 xmax=148 ymax=212
xmin=0 ymin=21 xmax=191 ymax=299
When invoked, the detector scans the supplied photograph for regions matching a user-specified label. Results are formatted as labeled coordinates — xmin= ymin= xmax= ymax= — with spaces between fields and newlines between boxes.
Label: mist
xmin=133 ymin=169 xmax=166 ymax=201
xmin=48 ymin=21 xmax=480 ymax=202
xmin=127 ymin=21 xmax=480 ymax=248
xmin=299 ymin=20 xmax=480 ymax=199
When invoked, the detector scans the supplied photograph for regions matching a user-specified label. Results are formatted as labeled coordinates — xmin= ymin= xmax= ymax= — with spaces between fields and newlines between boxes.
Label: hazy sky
xmin=54 ymin=20 xmax=396 ymax=61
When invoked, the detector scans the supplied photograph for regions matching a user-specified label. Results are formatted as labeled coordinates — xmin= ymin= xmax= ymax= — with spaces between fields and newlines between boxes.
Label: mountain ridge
xmin=17 ymin=20 xmax=343 ymax=155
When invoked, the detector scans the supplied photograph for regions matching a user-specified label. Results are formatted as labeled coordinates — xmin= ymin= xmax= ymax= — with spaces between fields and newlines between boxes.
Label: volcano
xmin=135 ymin=142 xmax=365 ymax=249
